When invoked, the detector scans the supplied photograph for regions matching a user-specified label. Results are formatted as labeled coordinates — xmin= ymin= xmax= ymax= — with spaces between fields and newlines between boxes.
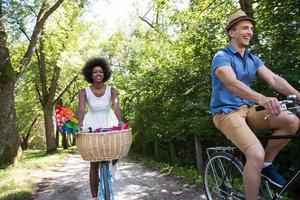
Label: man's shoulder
xmin=212 ymin=48 xmax=233 ymax=69
xmin=213 ymin=47 xmax=231 ymax=62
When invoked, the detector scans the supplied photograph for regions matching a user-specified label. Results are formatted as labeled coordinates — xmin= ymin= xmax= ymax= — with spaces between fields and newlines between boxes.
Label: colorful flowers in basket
xmin=93 ymin=123 xmax=130 ymax=133
xmin=55 ymin=104 xmax=80 ymax=134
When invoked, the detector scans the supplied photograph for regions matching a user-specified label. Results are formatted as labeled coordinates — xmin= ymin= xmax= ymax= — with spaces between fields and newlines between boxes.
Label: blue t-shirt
xmin=210 ymin=44 xmax=264 ymax=115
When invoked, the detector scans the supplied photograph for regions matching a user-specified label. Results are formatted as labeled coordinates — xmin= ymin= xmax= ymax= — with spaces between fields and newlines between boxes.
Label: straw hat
xmin=226 ymin=10 xmax=255 ymax=32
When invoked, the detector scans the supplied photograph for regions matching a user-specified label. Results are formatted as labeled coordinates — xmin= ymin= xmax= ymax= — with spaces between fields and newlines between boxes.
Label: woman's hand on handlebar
xmin=258 ymin=96 xmax=281 ymax=116
xmin=119 ymin=122 xmax=125 ymax=130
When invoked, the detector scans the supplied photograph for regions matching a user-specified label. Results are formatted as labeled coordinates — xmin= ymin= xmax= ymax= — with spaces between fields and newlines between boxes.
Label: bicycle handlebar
xmin=255 ymin=105 xmax=265 ymax=111
xmin=255 ymin=95 xmax=300 ymax=116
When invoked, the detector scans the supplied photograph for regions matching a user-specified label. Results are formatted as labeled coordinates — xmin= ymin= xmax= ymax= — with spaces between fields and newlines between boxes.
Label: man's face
xmin=229 ymin=20 xmax=253 ymax=47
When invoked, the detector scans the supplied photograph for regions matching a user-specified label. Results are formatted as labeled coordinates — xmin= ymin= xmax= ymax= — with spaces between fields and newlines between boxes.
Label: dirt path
xmin=29 ymin=153 xmax=207 ymax=200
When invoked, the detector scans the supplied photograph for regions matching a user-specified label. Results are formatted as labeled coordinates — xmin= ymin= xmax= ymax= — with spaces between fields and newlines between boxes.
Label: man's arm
xmin=257 ymin=66 xmax=300 ymax=100
xmin=215 ymin=66 xmax=281 ymax=116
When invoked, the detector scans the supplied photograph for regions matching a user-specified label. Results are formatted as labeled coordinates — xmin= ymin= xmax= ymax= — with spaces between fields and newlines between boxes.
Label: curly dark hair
xmin=81 ymin=58 xmax=112 ymax=83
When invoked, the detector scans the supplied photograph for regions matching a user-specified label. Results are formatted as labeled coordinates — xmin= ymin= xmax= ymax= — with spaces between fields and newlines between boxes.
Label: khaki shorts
xmin=213 ymin=105 xmax=271 ymax=152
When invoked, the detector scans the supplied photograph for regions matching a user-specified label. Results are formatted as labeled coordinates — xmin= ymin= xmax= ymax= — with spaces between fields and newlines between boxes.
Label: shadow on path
xmin=28 ymin=153 xmax=207 ymax=200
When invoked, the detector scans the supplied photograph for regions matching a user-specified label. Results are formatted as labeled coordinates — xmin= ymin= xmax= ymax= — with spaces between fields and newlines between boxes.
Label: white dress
xmin=82 ymin=86 xmax=119 ymax=131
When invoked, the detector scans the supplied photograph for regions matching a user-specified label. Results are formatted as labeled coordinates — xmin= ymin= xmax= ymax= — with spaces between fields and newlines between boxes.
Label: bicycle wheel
xmin=204 ymin=151 xmax=245 ymax=200
xmin=99 ymin=161 xmax=111 ymax=200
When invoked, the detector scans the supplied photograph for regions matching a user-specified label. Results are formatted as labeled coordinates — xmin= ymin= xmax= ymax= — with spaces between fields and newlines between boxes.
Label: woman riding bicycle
xmin=78 ymin=57 xmax=124 ymax=200
xmin=210 ymin=10 xmax=300 ymax=200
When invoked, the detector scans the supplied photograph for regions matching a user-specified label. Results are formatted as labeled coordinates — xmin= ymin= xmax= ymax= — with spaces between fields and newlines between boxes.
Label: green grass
xmin=130 ymin=152 xmax=203 ymax=185
xmin=0 ymin=147 xmax=76 ymax=200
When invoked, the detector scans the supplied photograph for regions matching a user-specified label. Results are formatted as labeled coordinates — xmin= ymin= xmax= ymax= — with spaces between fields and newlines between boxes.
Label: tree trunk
xmin=142 ymin=141 xmax=147 ymax=154
xmin=21 ymin=137 xmax=29 ymax=150
xmin=43 ymin=107 xmax=56 ymax=153
xmin=62 ymin=132 xmax=69 ymax=149
xmin=154 ymin=141 xmax=159 ymax=158
xmin=0 ymin=81 xmax=21 ymax=166
xmin=55 ymin=127 xmax=60 ymax=147
xmin=0 ymin=0 xmax=64 ymax=166
xmin=170 ymin=142 xmax=176 ymax=163
xmin=70 ymin=133 xmax=76 ymax=146
xmin=21 ymin=116 xmax=39 ymax=150
xmin=194 ymin=135 xmax=203 ymax=171
xmin=0 ymin=13 xmax=20 ymax=166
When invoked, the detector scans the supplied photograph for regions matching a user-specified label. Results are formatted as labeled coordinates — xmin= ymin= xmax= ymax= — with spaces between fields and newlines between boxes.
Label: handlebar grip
xmin=255 ymin=105 xmax=265 ymax=111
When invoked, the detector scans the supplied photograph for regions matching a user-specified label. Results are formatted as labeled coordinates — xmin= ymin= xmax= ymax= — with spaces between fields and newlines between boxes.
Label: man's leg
xmin=243 ymin=143 xmax=265 ymax=200
xmin=265 ymin=112 xmax=299 ymax=162
xmin=247 ymin=108 xmax=299 ymax=187
xmin=213 ymin=106 xmax=263 ymax=200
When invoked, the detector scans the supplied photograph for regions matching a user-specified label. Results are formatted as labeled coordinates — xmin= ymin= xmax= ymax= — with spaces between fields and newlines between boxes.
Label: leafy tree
xmin=33 ymin=1 xmax=85 ymax=152
xmin=0 ymin=0 xmax=64 ymax=166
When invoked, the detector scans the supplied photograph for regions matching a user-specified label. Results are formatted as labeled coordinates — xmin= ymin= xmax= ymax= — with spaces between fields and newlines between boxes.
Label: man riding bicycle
xmin=210 ymin=10 xmax=300 ymax=200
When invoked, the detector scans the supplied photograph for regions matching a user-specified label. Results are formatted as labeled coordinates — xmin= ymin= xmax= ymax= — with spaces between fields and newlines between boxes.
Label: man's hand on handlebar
xmin=255 ymin=95 xmax=300 ymax=118
xmin=258 ymin=96 xmax=281 ymax=116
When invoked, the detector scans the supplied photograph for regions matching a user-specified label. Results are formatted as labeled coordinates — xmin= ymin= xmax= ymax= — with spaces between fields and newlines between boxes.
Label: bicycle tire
xmin=204 ymin=151 xmax=245 ymax=200
xmin=100 ymin=161 xmax=111 ymax=200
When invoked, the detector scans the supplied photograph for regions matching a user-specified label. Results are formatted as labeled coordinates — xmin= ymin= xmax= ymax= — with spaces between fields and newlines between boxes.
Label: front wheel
xmin=203 ymin=151 xmax=245 ymax=200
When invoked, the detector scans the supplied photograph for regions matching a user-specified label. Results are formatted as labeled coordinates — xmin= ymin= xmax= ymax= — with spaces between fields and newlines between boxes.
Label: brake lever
xmin=263 ymin=101 xmax=291 ymax=119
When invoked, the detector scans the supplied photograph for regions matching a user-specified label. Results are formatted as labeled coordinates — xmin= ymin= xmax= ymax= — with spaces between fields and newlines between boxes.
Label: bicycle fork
xmin=98 ymin=162 xmax=115 ymax=200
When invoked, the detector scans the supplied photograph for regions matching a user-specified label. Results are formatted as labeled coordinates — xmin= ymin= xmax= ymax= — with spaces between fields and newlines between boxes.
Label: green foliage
xmin=12 ymin=1 xmax=90 ymax=149
xmin=256 ymin=0 xmax=300 ymax=89
xmin=254 ymin=2 xmax=300 ymax=196
xmin=107 ymin=0 xmax=237 ymax=164
xmin=107 ymin=2 xmax=300 ymax=198
xmin=8 ymin=0 xmax=300 ymax=197
xmin=2 ymin=0 xmax=39 ymax=40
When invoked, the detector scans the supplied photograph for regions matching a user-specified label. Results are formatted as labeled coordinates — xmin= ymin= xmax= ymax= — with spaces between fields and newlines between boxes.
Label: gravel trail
xmin=29 ymin=153 xmax=207 ymax=200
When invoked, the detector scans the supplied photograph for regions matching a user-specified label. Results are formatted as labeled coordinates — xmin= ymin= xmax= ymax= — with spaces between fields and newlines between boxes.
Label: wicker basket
xmin=75 ymin=129 xmax=132 ymax=162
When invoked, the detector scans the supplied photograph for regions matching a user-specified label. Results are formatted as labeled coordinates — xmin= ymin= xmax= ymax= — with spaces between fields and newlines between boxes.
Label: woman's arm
xmin=111 ymin=87 xmax=123 ymax=123
xmin=78 ymin=89 xmax=86 ymax=128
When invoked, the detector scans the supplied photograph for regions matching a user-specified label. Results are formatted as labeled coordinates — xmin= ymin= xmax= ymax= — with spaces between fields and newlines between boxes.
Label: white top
xmin=82 ymin=86 xmax=118 ymax=130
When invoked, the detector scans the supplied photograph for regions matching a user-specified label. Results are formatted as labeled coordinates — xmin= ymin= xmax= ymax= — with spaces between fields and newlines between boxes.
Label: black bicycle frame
xmin=273 ymin=169 xmax=300 ymax=200
xmin=259 ymin=133 xmax=300 ymax=200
